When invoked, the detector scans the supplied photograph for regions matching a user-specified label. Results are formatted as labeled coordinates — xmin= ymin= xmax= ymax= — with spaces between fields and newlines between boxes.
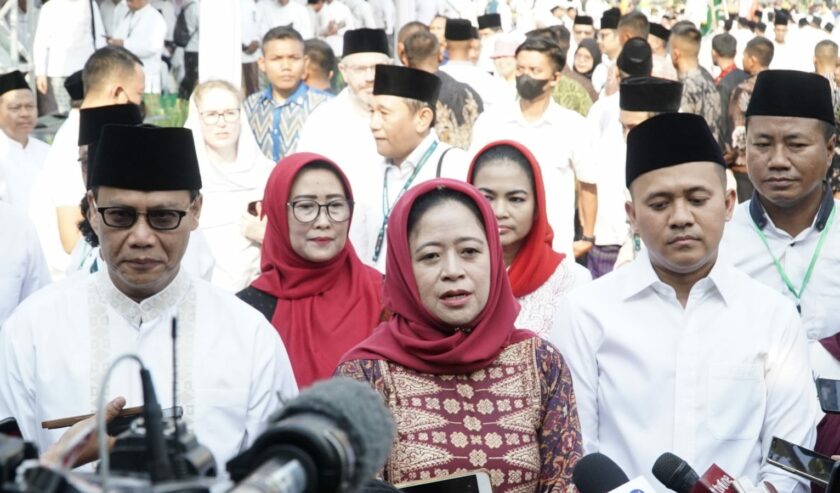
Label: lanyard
xmin=372 ymin=140 xmax=439 ymax=263
xmin=750 ymin=206 xmax=836 ymax=312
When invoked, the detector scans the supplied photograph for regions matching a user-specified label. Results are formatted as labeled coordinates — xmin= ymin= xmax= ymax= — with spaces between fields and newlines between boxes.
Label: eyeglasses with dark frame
xmin=95 ymin=204 xmax=191 ymax=231
xmin=287 ymin=199 xmax=353 ymax=223
xmin=199 ymin=109 xmax=240 ymax=125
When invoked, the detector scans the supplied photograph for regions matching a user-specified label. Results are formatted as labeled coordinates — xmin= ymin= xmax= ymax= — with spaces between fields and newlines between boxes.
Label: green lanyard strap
xmin=750 ymin=205 xmax=836 ymax=311
xmin=372 ymin=140 xmax=439 ymax=263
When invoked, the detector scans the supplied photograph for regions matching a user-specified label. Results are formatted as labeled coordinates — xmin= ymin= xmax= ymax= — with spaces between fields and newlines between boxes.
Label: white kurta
xmin=99 ymin=0 xmax=129 ymax=36
xmin=354 ymin=130 xmax=468 ymax=272
xmin=0 ymin=202 xmax=50 ymax=327
xmin=33 ymin=0 xmax=106 ymax=78
xmin=0 ymin=133 xmax=50 ymax=215
xmin=295 ymin=88 xmax=379 ymax=197
xmin=256 ymin=0 xmax=314 ymax=40
xmin=719 ymin=195 xmax=840 ymax=342
xmin=113 ymin=4 xmax=167 ymax=93
xmin=469 ymin=99 xmax=596 ymax=258
xmin=551 ymin=252 xmax=818 ymax=493
xmin=439 ymin=60 xmax=511 ymax=109
xmin=515 ymin=261 xmax=590 ymax=338
xmin=319 ymin=0 xmax=356 ymax=56
xmin=241 ymin=0 xmax=262 ymax=65
xmin=0 ymin=268 xmax=298 ymax=468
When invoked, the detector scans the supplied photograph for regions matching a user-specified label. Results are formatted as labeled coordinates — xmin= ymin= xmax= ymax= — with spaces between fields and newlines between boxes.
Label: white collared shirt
xmin=0 ymin=202 xmax=50 ymax=327
xmin=469 ymin=98 xmax=596 ymax=257
xmin=439 ymin=60 xmax=512 ymax=109
xmin=32 ymin=0 xmax=106 ymax=78
xmin=0 ymin=268 xmax=298 ymax=469
xmin=354 ymin=130 xmax=468 ymax=272
xmin=113 ymin=3 xmax=166 ymax=93
xmin=0 ymin=132 xmax=50 ymax=216
xmin=99 ymin=0 xmax=128 ymax=36
xmin=256 ymin=0 xmax=314 ymax=40
xmin=240 ymin=0 xmax=261 ymax=64
xmin=720 ymin=194 xmax=840 ymax=342
xmin=551 ymin=252 xmax=817 ymax=493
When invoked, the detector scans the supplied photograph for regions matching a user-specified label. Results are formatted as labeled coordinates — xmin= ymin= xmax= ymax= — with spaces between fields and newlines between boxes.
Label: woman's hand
xmin=40 ymin=396 xmax=127 ymax=468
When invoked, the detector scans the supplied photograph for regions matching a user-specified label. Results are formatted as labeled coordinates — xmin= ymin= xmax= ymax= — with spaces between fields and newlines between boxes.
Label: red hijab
xmin=467 ymin=140 xmax=565 ymax=298
xmin=251 ymin=153 xmax=383 ymax=388
xmin=340 ymin=179 xmax=535 ymax=375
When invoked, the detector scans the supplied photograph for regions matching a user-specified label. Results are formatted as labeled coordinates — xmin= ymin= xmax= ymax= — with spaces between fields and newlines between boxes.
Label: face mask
xmin=516 ymin=74 xmax=550 ymax=100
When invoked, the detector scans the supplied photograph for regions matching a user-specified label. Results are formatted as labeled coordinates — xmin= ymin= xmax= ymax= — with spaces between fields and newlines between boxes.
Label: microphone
xmin=226 ymin=376 xmax=395 ymax=493
xmin=652 ymin=452 xmax=737 ymax=493
xmin=573 ymin=452 xmax=658 ymax=493
xmin=139 ymin=367 xmax=175 ymax=483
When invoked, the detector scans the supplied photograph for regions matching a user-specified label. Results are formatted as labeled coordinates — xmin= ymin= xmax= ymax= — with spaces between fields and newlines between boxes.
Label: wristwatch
xmin=581 ymin=235 xmax=596 ymax=243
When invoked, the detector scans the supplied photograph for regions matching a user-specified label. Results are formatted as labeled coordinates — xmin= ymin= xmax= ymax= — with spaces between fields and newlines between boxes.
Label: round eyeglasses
xmin=287 ymin=200 xmax=353 ymax=223
xmin=200 ymin=109 xmax=240 ymax=125
xmin=96 ymin=206 xmax=189 ymax=230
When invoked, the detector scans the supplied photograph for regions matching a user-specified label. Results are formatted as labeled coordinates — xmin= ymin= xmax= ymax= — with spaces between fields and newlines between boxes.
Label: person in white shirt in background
xmin=0 ymin=124 xmax=298 ymax=469
xmin=342 ymin=0 xmax=376 ymax=29
xmin=470 ymin=36 xmax=596 ymax=259
xmin=568 ymin=14 xmax=595 ymax=68
xmin=477 ymin=13 xmax=503 ymax=74
xmin=257 ymin=0 xmax=314 ymax=41
xmin=592 ymin=7 xmax=620 ymax=93
xmin=0 ymin=71 xmax=49 ymax=215
xmin=367 ymin=0 xmax=396 ymax=37
xmin=296 ymin=28 xmax=390 ymax=199
xmin=438 ymin=0 xmax=477 ymax=24
xmin=491 ymin=33 xmax=520 ymax=92
xmin=552 ymin=112 xmax=817 ymax=493
xmin=108 ymin=0 xmax=167 ymax=94
xmin=440 ymin=19 xmax=509 ymax=109
xmin=184 ymin=79 xmax=273 ymax=292
xmin=0 ymin=201 xmax=50 ymax=327
xmin=33 ymin=0 xmax=106 ymax=114
xmin=28 ymin=46 xmax=144 ymax=281
xmin=314 ymin=0 xmax=356 ymax=57
xmin=99 ymin=0 xmax=129 ymax=36
xmin=476 ymin=0 xmax=513 ymax=32
xmin=770 ymin=11 xmax=797 ymax=70
xmin=176 ymin=0 xmax=200 ymax=99
xmin=241 ymin=0 xmax=262 ymax=96
xmin=5 ymin=0 xmax=40 ymax=52
xmin=649 ymin=22 xmax=678 ymax=80
xmin=356 ymin=64 xmax=468 ymax=271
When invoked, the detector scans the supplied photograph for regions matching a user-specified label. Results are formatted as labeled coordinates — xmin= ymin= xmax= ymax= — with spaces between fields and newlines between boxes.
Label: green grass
xmin=143 ymin=94 xmax=190 ymax=128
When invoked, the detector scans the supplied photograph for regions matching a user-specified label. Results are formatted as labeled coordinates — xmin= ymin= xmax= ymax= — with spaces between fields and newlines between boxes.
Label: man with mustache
xmin=553 ymin=112 xmax=816 ymax=491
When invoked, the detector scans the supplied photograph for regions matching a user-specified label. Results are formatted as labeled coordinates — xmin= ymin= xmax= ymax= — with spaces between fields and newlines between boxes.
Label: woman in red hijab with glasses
xmin=336 ymin=179 xmax=582 ymax=493
xmin=237 ymin=153 xmax=384 ymax=389
xmin=467 ymin=141 xmax=591 ymax=338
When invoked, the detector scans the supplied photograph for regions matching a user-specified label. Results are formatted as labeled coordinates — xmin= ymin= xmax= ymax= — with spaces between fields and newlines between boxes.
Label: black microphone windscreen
xmin=274 ymin=377 xmax=395 ymax=490
xmin=573 ymin=453 xmax=630 ymax=493
xmin=652 ymin=452 xmax=699 ymax=493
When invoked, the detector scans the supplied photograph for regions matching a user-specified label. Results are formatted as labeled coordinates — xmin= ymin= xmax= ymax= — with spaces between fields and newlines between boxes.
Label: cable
xmin=96 ymin=353 xmax=145 ymax=492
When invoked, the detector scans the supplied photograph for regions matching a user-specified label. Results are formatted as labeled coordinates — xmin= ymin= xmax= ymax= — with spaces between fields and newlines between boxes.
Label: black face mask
xmin=515 ymin=74 xmax=550 ymax=100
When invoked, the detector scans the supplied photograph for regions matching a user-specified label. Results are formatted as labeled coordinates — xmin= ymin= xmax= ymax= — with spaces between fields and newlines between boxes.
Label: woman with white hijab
xmin=185 ymin=79 xmax=273 ymax=291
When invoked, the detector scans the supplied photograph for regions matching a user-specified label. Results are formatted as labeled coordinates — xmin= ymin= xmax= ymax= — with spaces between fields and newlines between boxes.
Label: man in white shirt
xmin=592 ymin=7 xmax=621 ymax=93
xmin=241 ymin=0 xmax=262 ymax=96
xmin=33 ymin=0 xmax=106 ymax=114
xmin=0 ymin=71 xmax=50 ymax=215
xmin=477 ymin=13 xmax=503 ymax=74
xmin=440 ymin=18 xmax=510 ymax=109
xmin=100 ymin=0 xmax=128 ymax=35
xmin=28 ymin=46 xmax=145 ymax=280
xmin=720 ymin=70 xmax=840 ymax=345
xmin=470 ymin=36 xmax=596 ymax=259
xmin=770 ymin=12 xmax=798 ymax=70
xmin=296 ymin=28 xmax=390 ymax=197
xmin=356 ymin=64 xmax=468 ymax=271
xmin=0 ymin=124 xmax=298 ymax=469
xmin=257 ymin=0 xmax=314 ymax=41
xmin=109 ymin=0 xmax=167 ymax=94
xmin=316 ymin=0 xmax=356 ymax=56
xmin=649 ymin=22 xmax=678 ymax=80
xmin=0 ymin=201 xmax=50 ymax=326
xmin=553 ymin=112 xmax=817 ymax=493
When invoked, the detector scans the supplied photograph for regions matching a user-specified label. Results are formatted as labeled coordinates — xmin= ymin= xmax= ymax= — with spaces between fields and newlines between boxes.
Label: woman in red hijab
xmin=337 ymin=178 xmax=582 ymax=493
xmin=468 ymin=140 xmax=591 ymax=337
xmin=237 ymin=153 xmax=383 ymax=388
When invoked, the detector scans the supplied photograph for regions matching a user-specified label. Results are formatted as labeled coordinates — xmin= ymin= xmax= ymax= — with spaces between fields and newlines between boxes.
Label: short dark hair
xmin=670 ymin=24 xmax=702 ymax=55
xmin=515 ymin=36 xmax=566 ymax=72
xmin=407 ymin=188 xmax=484 ymax=238
xmin=471 ymin=144 xmax=535 ymax=193
xmin=712 ymin=33 xmax=737 ymax=58
xmin=404 ymin=30 xmax=439 ymax=66
xmin=82 ymin=46 xmax=143 ymax=96
xmin=799 ymin=18 xmax=808 ymax=28
xmin=262 ymin=26 xmax=304 ymax=47
xmin=548 ymin=25 xmax=571 ymax=52
xmin=304 ymin=39 xmax=336 ymax=77
xmin=619 ymin=11 xmax=650 ymax=38
xmin=745 ymin=36 xmax=774 ymax=67
xmin=526 ymin=27 xmax=562 ymax=45
xmin=398 ymin=21 xmax=428 ymax=44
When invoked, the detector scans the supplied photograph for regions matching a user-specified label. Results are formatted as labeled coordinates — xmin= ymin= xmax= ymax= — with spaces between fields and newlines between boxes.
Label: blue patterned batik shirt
xmin=243 ymin=83 xmax=333 ymax=162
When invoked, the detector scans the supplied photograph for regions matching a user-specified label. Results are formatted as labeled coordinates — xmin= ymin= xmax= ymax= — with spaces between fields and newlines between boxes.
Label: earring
xmin=633 ymin=233 xmax=641 ymax=252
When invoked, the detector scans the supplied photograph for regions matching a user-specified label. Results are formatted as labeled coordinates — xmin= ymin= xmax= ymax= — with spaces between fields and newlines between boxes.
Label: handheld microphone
xmin=652 ymin=452 xmax=737 ymax=493
xmin=227 ymin=377 xmax=395 ymax=493
xmin=139 ymin=367 xmax=175 ymax=483
xmin=573 ymin=452 xmax=658 ymax=493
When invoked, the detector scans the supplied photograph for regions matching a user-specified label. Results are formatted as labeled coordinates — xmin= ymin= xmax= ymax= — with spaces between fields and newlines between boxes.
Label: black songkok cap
xmin=757 ymin=21 xmax=767 ymax=31
xmin=478 ymin=14 xmax=502 ymax=30
xmin=89 ymin=125 xmax=202 ymax=191
xmin=774 ymin=10 xmax=789 ymax=25
xmin=373 ymin=65 xmax=441 ymax=108
xmin=0 ymin=70 xmax=29 ymax=96
xmin=601 ymin=8 xmax=621 ymax=29
xmin=746 ymin=70 xmax=835 ymax=125
xmin=575 ymin=15 xmax=594 ymax=26
xmin=617 ymin=38 xmax=652 ymax=77
xmin=342 ymin=28 xmax=390 ymax=58
xmin=64 ymin=71 xmax=84 ymax=102
xmin=626 ymin=113 xmax=724 ymax=187
xmin=620 ymin=76 xmax=683 ymax=112
xmin=445 ymin=19 xmax=473 ymax=41
xmin=650 ymin=22 xmax=670 ymax=40
xmin=470 ymin=26 xmax=479 ymax=39
xmin=78 ymin=104 xmax=144 ymax=146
